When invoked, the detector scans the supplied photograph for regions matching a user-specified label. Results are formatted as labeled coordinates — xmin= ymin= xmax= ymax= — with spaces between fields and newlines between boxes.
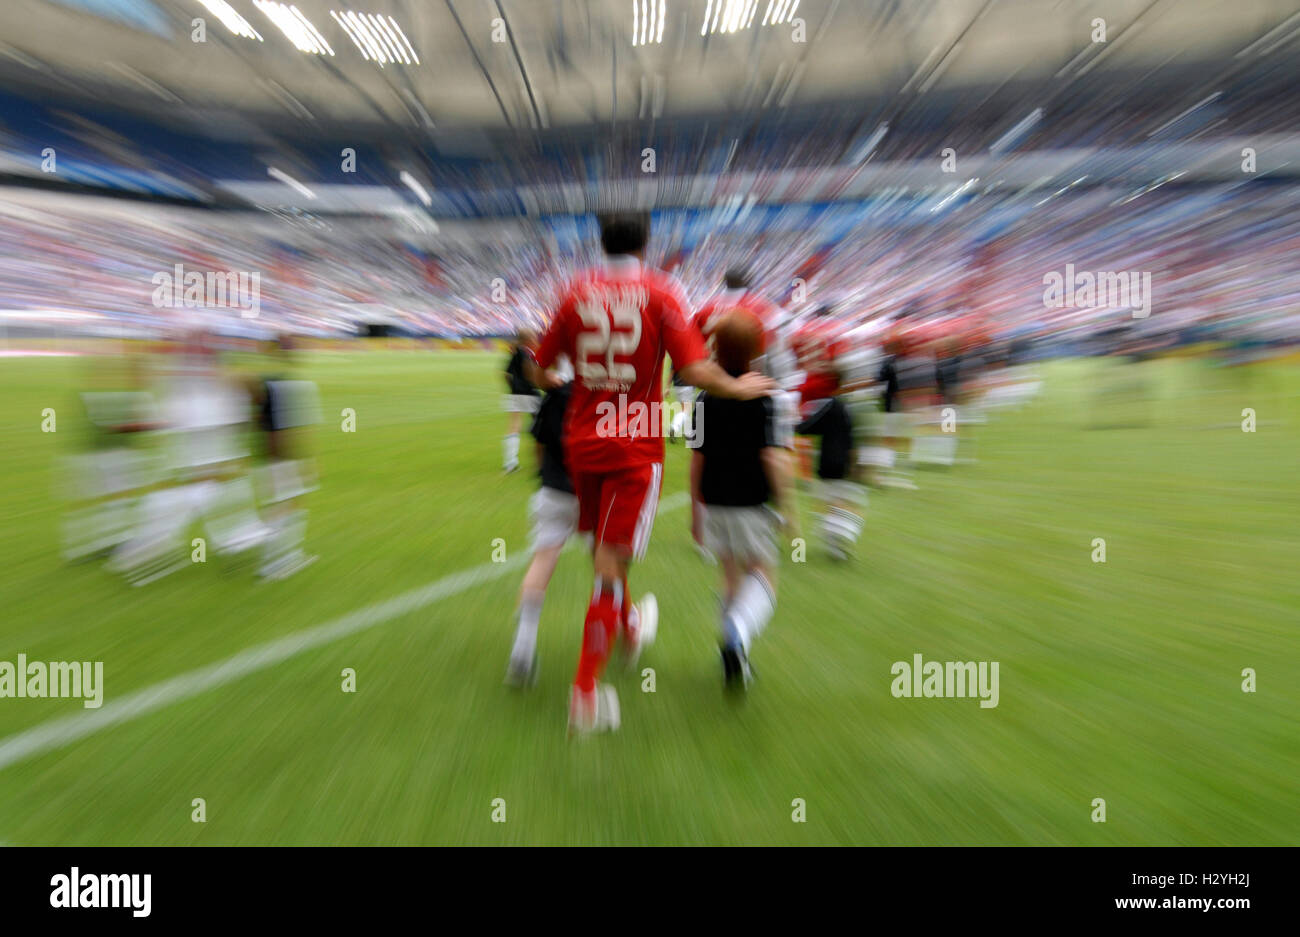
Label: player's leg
xmin=566 ymin=472 xmax=622 ymax=733
xmin=568 ymin=463 xmax=661 ymax=733
xmin=202 ymin=465 xmax=269 ymax=559
xmin=108 ymin=479 xmax=195 ymax=585
xmin=506 ymin=487 xmax=578 ymax=687
xmin=716 ymin=548 xmax=746 ymax=686
xmin=505 ymin=543 xmax=563 ymax=688
xmin=718 ymin=508 xmax=778 ymax=691
xmin=619 ymin=461 xmax=662 ymax=663
xmin=503 ymin=409 xmax=521 ymax=473
xmin=771 ymin=391 xmax=802 ymax=537
xmin=61 ymin=448 xmax=139 ymax=563
xmin=720 ymin=554 xmax=742 ymax=608
xmin=822 ymin=479 xmax=866 ymax=560
xmin=797 ymin=399 xmax=840 ymax=557
xmin=257 ymin=457 xmax=317 ymax=580
xmin=570 ymin=540 xmax=627 ymax=733
xmin=816 ymin=399 xmax=863 ymax=559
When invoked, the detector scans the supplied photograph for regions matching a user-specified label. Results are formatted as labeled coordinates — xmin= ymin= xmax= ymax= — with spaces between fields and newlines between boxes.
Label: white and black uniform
xmin=527 ymin=382 xmax=579 ymax=550
xmin=502 ymin=346 xmax=540 ymax=413
xmin=257 ymin=378 xmax=320 ymax=505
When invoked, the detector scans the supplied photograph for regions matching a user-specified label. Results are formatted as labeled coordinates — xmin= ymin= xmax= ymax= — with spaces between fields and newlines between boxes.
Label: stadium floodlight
xmin=632 ymin=0 xmax=666 ymax=47
xmin=267 ymin=167 xmax=317 ymax=200
xmin=705 ymin=0 xmax=790 ymax=35
xmin=195 ymin=0 xmax=263 ymax=40
xmin=254 ymin=1 xmax=335 ymax=55
xmin=332 ymin=11 xmax=420 ymax=66
xmin=399 ymin=171 xmax=432 ymax=207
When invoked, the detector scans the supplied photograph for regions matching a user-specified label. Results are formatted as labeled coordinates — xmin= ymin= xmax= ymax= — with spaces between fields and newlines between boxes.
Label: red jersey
xmin=694 ymin=289 xmax=790 ymax=381
xmin=535 ymin=258 xmax=706 ymax=473
xmin=694 ymin=289 xmax=779 ymax=341
xmin=792 ymin=316 xmax=847 ymax=401
xmin=887 ymin=318 xmax=930 ymax=359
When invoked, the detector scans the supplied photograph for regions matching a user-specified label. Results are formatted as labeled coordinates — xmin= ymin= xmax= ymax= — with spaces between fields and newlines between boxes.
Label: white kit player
xmin=109 ymin=332 xmax=267 ymax=585
xmin=252 ymin=335 xmax=321 ymax=580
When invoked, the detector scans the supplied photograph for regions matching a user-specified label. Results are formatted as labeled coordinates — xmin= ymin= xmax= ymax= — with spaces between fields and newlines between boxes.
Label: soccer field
xmin=0 ymin=350 xmax=1296 ymax=845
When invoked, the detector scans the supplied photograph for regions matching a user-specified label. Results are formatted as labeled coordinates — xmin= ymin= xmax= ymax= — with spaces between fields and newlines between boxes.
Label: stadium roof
xmin=0 ymin=0 xmax=1296 ymax=136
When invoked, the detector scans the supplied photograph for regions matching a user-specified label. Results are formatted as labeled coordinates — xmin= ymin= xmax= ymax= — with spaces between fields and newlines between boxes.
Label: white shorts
xmin=529 ymin=486 xmax=579 ymax=551
xmin=502 ymin=394 xmax=540 ymax=414
xmin=701 ymin=504 xmax=778 ymax=567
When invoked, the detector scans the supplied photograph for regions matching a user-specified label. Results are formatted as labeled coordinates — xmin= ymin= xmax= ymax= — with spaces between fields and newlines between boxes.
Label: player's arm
xmin=689 ymin=448 xmax=706 ymax=545
xmin=524 ymin=357 xmax=565 ymax=390
xmin=677 ymin=359 xmax=774 ymax=400
xmin=525 ymin=297 xmax=573 ymax=390
xmin=662 ymin=284 xmax=774 ymax=400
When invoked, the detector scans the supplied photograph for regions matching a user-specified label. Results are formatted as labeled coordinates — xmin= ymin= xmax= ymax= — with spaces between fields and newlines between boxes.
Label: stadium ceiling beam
xmin=0 ymin=41 xmax=103 ymax=99
xmin=444 ymin=0 xmax=515 ymax=130
xmin=880 ymin=0 xmax=992 ymax=145
xmin=734 ymin=6 xmax=772 ymax=112
xmin=1135 ymin=3 xmax=1298 ymax=148
xmin=307 ymin=55 xmax=408 ymax=132
xmin=551 ymin=0 xmax=602 ymax=124
xmin=379 ymin=0 xmax=437 ymax=131
xmin=1059 ymin=0 xmax=1161 ymax=81
xmin=494 ymin=0 xmax=546 ymax=129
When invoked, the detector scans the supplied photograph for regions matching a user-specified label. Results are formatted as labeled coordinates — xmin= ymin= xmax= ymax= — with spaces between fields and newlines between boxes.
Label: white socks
xmin=724 ymin=571 xmax=776 ymax=652
xmin=260 ymin=508 xmax=307 ymax=572
xmin=510 ymin=589 xmax=544 ymax=663
xmin=503 ymin=432 xmax=519 ymax=470
xmin=205 ymin=477 xmax=267 ymax=554
xmin=822 ymin=505 xmax=863 ymax=545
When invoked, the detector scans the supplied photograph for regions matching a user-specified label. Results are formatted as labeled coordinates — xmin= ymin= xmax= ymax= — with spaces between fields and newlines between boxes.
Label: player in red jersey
xmin=790 ymin=307 xmax=868 ymax=560
xmin=528 ymin=214 xmax=774 ymax=735
xmin=792 ymin=310 xmax=848 ymax=402
xmin=694 ymin=271 xmax=786 ymax=367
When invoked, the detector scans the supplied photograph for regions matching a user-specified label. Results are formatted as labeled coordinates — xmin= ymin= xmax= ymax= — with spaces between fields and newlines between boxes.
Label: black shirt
xmin=795 ymin=396 xmax=853 ymax=481
xmin=697 ymin=392 xmax=778 ymax=507
xmin=878 ymin=356 xmax=900 ymax=413
xmin=531 ymin=383 xmax=573 ymax=494
xmin=505 ymin=347 xmax=538 ymax=396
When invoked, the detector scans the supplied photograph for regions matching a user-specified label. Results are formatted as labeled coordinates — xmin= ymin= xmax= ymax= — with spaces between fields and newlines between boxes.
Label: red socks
xmin=574 ymin=580 xmax=623 ymax=693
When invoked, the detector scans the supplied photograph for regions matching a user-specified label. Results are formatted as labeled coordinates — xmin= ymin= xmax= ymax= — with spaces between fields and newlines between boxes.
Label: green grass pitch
xmin=0 ymin=350 xmax=1296 ymax=845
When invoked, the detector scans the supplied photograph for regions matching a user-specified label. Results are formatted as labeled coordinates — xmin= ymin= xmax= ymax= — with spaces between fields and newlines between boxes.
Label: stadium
xmin=0 ymin=0 xmax=1296 ymax=862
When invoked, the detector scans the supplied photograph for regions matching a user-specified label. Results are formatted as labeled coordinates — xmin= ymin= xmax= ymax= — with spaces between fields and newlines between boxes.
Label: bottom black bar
xmin=0 ymin=846 xmax=1282 ymax=924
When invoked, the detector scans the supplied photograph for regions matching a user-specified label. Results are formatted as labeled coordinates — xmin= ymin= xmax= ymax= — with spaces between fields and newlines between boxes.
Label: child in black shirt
xmin=690 ymin=311 xmax=792 ymax=691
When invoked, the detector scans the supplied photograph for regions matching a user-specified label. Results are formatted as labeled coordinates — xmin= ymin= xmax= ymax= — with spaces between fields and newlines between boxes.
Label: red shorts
xmin=571 ymin=462 xmax=663 ymax=560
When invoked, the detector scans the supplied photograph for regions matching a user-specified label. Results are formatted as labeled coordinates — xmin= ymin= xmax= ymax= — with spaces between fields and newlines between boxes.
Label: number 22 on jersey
xmin=576 ymin=290 xmax=642 ymax=384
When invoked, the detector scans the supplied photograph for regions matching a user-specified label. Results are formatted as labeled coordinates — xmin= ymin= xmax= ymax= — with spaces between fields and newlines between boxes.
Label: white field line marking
xmin=0 ymin=491 xmax=688 ymax=773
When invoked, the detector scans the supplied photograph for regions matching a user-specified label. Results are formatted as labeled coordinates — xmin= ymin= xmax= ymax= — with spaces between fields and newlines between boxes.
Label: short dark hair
xmin=723 ymin=267 xmax=750 ymax=289
xmin=598 ymin=212 xmax=650 ymax=256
